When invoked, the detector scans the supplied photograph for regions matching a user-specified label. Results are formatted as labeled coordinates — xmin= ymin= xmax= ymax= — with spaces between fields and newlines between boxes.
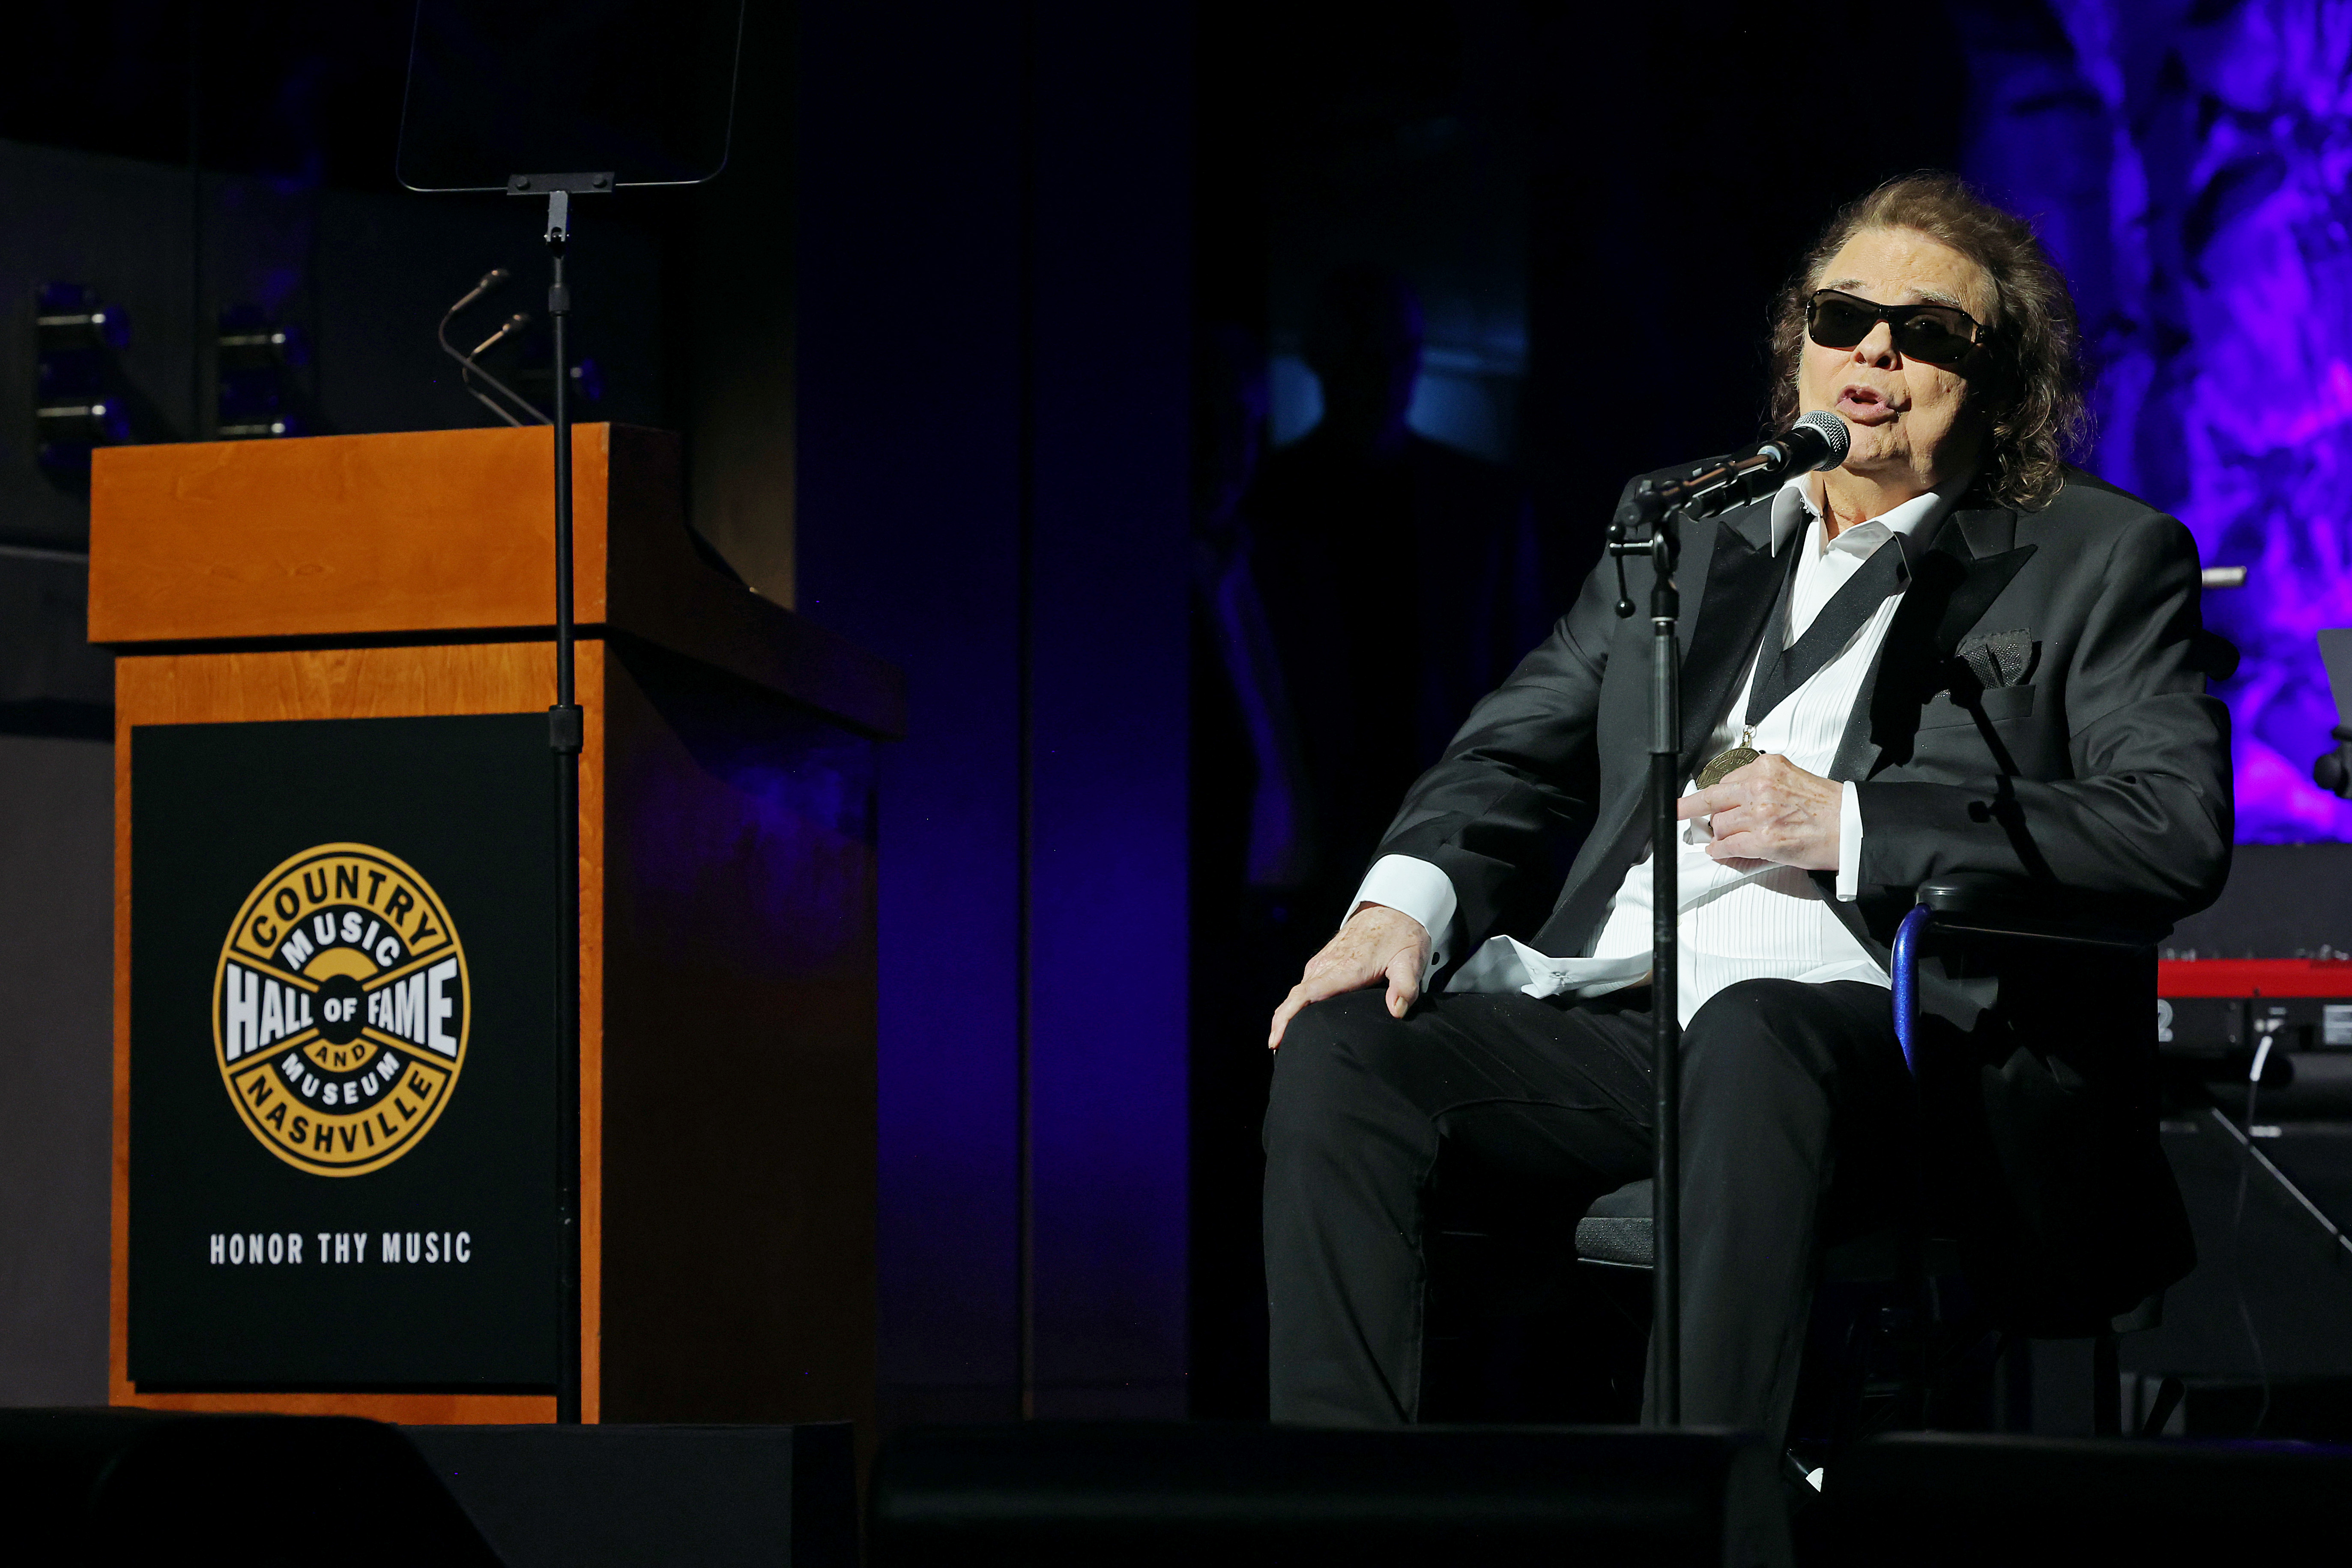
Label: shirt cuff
xmin=1350 ymin=854 xmax=1459 ymax=975
xmin=1835 ymin=781 xmax=1864 ymax=902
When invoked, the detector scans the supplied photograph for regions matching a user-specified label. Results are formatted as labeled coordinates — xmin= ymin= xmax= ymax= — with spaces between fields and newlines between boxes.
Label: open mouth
xmin=1836 ymin=384 xmax=1899 ymax=425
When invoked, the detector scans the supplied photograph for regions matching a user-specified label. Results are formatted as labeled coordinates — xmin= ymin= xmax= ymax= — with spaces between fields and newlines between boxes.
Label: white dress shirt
xmin=1355 ymin=469 xmax=1970 ymax=1025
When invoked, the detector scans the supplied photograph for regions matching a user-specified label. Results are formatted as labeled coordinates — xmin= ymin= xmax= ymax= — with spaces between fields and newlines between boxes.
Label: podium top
xmin=89 ymin=424 xmax=902 ymax=738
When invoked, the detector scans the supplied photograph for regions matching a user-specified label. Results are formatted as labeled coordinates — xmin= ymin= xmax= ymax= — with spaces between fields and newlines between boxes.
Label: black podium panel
xmin=129 ymin=715 xmax=562 ymax=1388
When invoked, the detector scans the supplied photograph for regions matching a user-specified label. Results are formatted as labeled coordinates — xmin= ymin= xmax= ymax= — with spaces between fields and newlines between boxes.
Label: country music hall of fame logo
xmin=211 ymin=844 xmax=469 ymax=1177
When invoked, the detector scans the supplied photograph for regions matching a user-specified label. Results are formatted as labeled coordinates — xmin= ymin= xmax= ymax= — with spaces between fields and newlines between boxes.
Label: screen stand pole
xmin=507 ymin=170 xmax=610 ymax=1422
xmin=538 ymin=182 xmax=586 ymax=1426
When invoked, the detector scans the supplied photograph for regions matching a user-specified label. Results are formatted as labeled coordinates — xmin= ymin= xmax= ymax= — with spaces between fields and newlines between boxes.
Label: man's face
xmin=1798 ymin=225 xmax=1993 ymax=491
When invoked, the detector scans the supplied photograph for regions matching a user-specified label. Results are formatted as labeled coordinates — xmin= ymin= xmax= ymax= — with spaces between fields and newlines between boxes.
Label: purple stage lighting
xmin=1964 ymin=0 xmax=2352 ymax=842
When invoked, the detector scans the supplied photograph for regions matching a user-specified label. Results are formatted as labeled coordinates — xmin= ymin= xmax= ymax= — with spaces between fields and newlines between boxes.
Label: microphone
xmin=444 ymin=268 xmax=513 ymax=321
xmin=469 ymin=312 xmax=531 ymax=358
xmin=1751 ymin=409 xmax=1850 ymax=476
xmin=436 ymin=268 xmax=549 ymax=426
xmin=1614 ymin=410 xmax=1853 ymax=530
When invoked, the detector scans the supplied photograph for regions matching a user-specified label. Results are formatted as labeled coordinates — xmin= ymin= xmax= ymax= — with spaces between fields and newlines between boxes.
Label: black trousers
xmin=1262 ymin=978 xmax=1916 ymax=1439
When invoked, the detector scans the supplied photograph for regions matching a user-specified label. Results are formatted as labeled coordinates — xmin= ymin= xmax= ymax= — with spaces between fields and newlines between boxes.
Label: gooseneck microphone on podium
xmin=1606 ymin=408 xmax=1850 ymax=1426
xmin=436 ymin=267 xmax=549 ymax=429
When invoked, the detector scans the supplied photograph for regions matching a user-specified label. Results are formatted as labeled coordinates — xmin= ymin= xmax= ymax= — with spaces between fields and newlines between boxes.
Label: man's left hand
xmin=1676 ymin=754 xmax=1843 ymax=870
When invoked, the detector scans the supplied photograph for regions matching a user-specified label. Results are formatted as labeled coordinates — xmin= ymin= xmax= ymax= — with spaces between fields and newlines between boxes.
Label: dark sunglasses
xmin=1806 ymin=289 xmax=1985 ymax=367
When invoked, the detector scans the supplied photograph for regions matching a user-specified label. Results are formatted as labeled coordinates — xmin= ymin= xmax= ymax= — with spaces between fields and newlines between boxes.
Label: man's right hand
xmin=1267 ymin=903 xmax=1433 ymax=1050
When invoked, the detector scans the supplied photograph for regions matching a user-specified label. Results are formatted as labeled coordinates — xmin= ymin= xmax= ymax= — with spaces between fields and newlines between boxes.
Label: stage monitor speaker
xmin=406 ymin=1422 xmax=858 ymax=1568
xmin=0 ymin=1408 xmax=501 ymax=1566
xmin=870 ymin=1422 xmax=1790 ymax=1568
xmin=1826 ymin=1431 xmax=2352 ymax=1564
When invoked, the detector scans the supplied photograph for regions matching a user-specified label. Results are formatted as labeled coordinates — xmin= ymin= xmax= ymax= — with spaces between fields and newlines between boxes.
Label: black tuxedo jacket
xmin=1376 ymin=468 xmax=2231 ymax=1320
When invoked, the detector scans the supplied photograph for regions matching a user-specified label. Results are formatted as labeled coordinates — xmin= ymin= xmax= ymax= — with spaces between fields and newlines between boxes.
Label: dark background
xmin=3 ymin=0 xmax=2349 ymax=1433
xmin=128 ymin=716 xmax=560 ymax=1388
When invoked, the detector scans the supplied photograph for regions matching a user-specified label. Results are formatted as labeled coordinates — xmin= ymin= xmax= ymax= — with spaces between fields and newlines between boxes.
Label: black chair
xmin=1572 ymin=874 xmax=2178 ymax=1444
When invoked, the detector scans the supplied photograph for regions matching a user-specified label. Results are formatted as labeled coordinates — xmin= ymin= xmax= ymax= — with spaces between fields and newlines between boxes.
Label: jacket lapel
xmin=1821 ymin=505 xmax=2036 ymax=954
xmin=1538 ymin=502 xmax=1785 ymax=953
xmin=1829 ymin=503 xmax=2038 ymax=783
xmin=1674 ymin=501 xmax=1787 ymax=778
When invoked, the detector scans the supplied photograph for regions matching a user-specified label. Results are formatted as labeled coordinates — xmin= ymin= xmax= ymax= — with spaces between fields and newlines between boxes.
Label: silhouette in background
xmin=1186 ymin=275 xmax=1545 ymax=1419
xmin=1195 ymin=325 xmax=1318 ymax=895
xmin=1246 ymin=264 xmax=1545 ymax=941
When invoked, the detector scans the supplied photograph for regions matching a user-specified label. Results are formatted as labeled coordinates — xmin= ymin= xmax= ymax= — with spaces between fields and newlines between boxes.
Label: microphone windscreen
xmin=1794 ymin=409 xmax=1850 ymax=469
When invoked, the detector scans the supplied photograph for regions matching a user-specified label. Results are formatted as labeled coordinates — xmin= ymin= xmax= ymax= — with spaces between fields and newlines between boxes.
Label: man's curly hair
xmin=1765 ymin=172 xmax=2088 ymax=511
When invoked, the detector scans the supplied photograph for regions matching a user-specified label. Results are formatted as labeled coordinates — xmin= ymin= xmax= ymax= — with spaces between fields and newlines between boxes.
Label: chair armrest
xmin=1914 ymin=874 xmax=2166 ymax=949
xmin=1892 ymin=877 xmax=2163 ymax=1073
xmin=1915 ymin=872 xmax=2035 ymax=917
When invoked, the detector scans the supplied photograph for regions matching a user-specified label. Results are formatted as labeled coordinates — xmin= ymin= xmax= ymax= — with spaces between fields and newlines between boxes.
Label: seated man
xmin=1261 ymin=173 xmax=2229 ymax=1439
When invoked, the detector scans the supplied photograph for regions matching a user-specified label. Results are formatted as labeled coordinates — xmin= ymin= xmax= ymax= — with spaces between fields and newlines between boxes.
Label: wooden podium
xmin=90 ymin=424 xmax=898 ymax=1430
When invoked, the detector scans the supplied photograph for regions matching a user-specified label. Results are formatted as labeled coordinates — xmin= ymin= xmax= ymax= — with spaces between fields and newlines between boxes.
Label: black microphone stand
xmin=1609 ymin=484 xmax=1686 ymax=1426
xmin=510 ymin=170 xmax=611 ymax=1426
xmin=1603 ymin=421 xmax=1846 ymax=1426
xmin=1608 ymin=433 xmax=1825 ymax=1424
